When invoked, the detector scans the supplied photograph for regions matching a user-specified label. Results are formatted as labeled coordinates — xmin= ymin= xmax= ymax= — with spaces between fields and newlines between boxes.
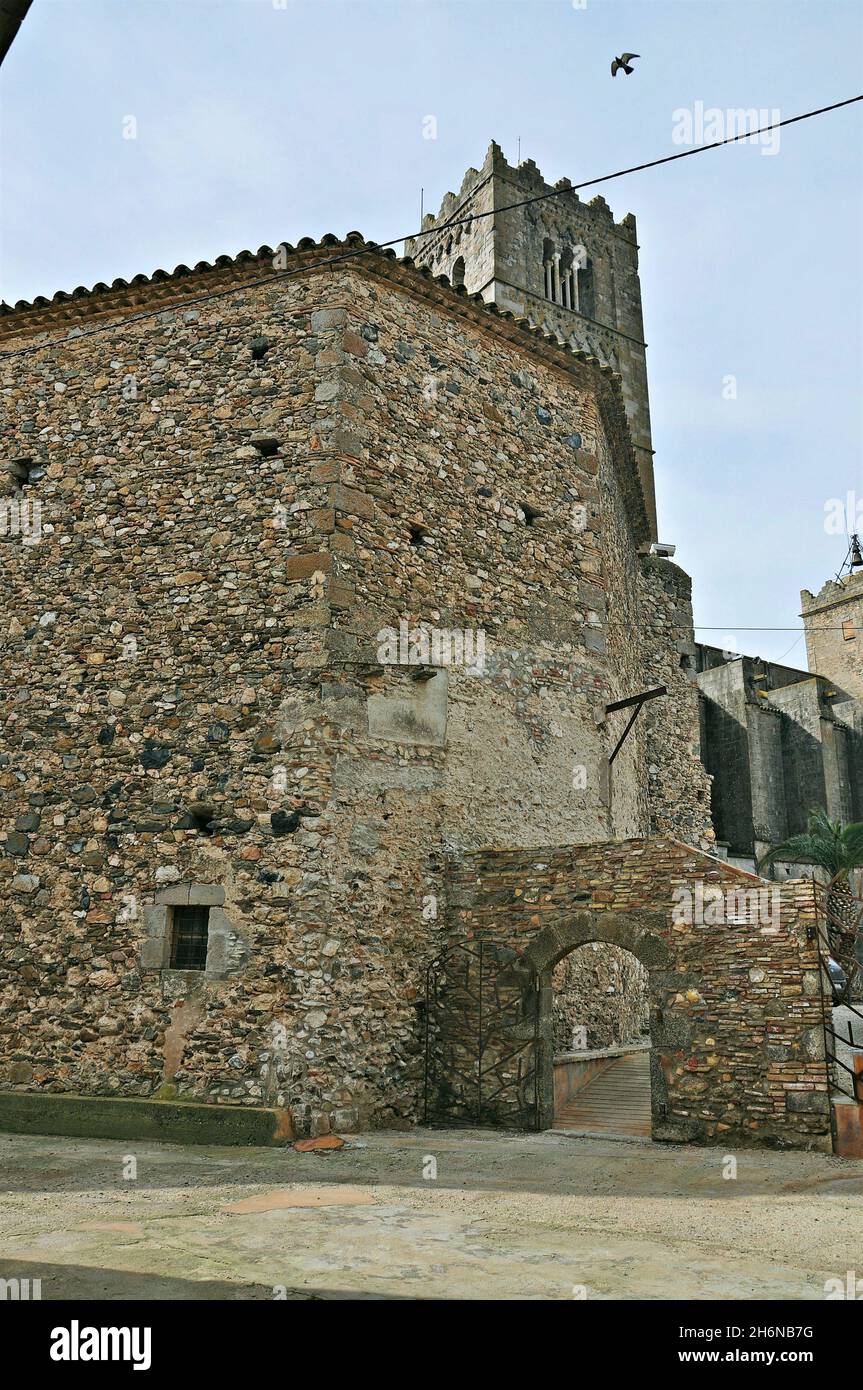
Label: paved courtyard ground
xmin=0 ymin=1127 xmax=861 ymax=1300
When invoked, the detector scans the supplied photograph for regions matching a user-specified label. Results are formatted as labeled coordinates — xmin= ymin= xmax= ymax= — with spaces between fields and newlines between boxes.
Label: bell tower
xmin=405 ymin=141 xmax=658 ymax=538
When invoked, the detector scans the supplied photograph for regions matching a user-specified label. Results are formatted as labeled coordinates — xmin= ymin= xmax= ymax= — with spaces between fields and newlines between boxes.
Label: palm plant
xmin=758 ymin=810 xmax=863 ymax=999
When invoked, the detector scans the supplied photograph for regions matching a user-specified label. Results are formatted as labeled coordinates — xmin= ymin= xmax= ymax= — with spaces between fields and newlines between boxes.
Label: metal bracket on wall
xmin=606 ymin=686 xmax=668 ymax=766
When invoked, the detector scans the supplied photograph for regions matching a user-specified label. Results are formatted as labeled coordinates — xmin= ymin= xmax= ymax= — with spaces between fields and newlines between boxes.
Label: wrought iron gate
xmin=814 ymin=882 xmax=863 ymax=1105
xmin=423 ymin=938 xmax=540 ymax=1130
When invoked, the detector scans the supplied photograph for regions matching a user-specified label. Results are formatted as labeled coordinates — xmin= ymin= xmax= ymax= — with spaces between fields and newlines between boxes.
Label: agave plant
xmin=758 ymin=810 xmax=863 ymax=1000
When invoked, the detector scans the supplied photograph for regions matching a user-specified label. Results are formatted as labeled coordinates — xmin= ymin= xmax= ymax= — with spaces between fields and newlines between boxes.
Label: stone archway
xmin=521 ymin=910 xmax=673 ymax=1133
xmin=446 ymin=837 xmax=832 ymax=1149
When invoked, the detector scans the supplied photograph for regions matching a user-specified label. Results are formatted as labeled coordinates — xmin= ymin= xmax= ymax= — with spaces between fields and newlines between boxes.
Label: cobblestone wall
xmin=0 ymin=262 xmax=361 ymax=1132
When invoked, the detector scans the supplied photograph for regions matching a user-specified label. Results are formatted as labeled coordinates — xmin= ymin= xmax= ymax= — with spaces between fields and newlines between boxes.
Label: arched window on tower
xmin=577 ymin=257 xmax=595 ymax=318
xmin=451 ymin=256 xmax=465 ymax=290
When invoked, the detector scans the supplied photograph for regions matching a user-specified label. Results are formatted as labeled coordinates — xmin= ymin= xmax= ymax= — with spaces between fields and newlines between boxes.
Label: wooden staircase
xmin=554 ymin=1050 xmax=652 ymax=1139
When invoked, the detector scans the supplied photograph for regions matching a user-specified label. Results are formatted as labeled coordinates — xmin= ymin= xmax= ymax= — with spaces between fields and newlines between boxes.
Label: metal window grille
xmin=170 ymin=905 xmax=209 ymax=970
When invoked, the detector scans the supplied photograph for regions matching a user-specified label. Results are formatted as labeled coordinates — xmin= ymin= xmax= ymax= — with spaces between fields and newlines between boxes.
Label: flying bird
xmin=611 ymin=52 xmax=640 ymax=77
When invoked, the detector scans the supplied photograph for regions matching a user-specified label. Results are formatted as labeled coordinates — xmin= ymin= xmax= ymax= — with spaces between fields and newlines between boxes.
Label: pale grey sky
xmin=2 ymin=0 xmax=862 ymax=663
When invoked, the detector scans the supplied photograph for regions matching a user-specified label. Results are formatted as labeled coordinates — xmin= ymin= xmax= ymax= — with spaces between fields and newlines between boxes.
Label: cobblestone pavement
xmin=0 ymin=1128 xmax=860 ymax=1300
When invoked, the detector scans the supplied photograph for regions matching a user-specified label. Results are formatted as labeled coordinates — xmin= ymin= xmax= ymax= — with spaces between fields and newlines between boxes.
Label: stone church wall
xmin=0 ymin=243 xmax=717 ymax=1135
xmin=0 ymin=264 xmax=365 ymax=1131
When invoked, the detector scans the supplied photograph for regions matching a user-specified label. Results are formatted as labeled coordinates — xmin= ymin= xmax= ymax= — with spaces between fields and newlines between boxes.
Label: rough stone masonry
xmin=0 ymin=163 xmax=830 ymax=1147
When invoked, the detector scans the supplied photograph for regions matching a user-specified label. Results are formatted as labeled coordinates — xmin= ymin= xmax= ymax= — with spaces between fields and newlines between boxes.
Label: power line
xmin=775 ymin=633 xmax=805 ymax=664
xmin=1 ymin=94 xmax=860 ymax=362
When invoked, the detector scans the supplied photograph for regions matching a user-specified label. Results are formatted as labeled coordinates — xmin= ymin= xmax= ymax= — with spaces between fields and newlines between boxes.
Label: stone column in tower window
xmin=560 ymin=248 xmax=575 ymax=309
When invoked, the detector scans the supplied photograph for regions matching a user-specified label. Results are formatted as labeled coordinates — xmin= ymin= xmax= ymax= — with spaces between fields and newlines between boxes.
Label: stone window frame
xmin=141 ymin=883 xmax=237 ymax=980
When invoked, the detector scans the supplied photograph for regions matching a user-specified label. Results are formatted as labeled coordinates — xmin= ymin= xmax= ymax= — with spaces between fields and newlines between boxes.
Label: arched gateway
xmin=524 ymin=911 xmax=670 ymax=1133
xmin=430 ymin=836 xmax=833 ymax=1151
